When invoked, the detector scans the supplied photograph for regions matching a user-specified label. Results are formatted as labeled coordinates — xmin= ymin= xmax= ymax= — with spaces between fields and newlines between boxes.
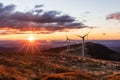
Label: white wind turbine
xmin=64 ymin=34 xmax=72 ymax=50
xmin=74 ymin=31 xmax=91 ymax=57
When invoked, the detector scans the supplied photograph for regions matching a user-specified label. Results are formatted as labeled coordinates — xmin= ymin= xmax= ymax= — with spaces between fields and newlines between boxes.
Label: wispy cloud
xmin=106 ymin=12 xmax=120 ymax=20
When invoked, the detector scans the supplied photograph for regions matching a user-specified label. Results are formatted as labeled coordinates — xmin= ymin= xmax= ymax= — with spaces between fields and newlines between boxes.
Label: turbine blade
xmin=64 ymin=33 xmax=70 ymax=44
xmin=65 ymin=34 xmax=69 ymax=40
xmin=83 ymin=30 xmax=92 ymax=37
xmin=73 ymin=33 xmax=83 ymax=38
xmin=86 ymin=35 xmax=88 ymax=40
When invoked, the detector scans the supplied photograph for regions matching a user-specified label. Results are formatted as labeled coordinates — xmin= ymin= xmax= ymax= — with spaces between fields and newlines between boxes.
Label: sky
xmin=0 ymin=0 xmax=120 ymax=40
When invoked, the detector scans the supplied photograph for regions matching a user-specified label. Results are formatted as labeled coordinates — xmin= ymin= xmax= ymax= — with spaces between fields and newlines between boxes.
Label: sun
xmin=19 ymin=35 xmax=39 ymax=55
xmin=28 ymin=36 xmax=35 ymax=42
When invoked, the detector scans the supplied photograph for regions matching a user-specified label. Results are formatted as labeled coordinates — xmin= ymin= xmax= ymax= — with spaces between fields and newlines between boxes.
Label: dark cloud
xmin=34 ymin=9 xmax=43 ymax=14
xmin=34 ymin=4 xmax=43 ymax=8
xmin=63 ymin=22 xmax=83 ymax=27
xmin=106 ymin=12 xmax=120 ymax=20
xmin=0 ymin=3 xmax=86 ymax=34
xmin=0 ymin=3 xmax=3 ymax=8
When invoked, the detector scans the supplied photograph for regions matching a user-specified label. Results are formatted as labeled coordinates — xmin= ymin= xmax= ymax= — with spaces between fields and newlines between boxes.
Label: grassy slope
xmin=0 ymin=52 xmax=120 ymax=80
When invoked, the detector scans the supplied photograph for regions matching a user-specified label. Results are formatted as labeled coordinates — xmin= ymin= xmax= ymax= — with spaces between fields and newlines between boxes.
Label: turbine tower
xmin=74 ymin=31 xmax=91 ymax=57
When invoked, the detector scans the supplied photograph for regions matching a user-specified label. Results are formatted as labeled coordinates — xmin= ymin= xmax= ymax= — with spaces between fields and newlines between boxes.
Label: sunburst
xmin=17 ymin=34 xmax=40 ymax=55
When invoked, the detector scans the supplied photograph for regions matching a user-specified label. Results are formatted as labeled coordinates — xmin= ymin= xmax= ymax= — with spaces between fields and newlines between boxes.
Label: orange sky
xmin=0 ymin=27 xmax=119 ymax=41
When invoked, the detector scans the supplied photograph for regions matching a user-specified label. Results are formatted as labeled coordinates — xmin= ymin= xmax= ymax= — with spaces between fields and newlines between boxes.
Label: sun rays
xmin=16 ymin=34 xmax=40 ymax=55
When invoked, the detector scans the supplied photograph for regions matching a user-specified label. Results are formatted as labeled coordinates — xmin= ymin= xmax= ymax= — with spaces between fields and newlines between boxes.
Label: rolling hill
xmin=0 ymin=42 xmax=120 ymax=80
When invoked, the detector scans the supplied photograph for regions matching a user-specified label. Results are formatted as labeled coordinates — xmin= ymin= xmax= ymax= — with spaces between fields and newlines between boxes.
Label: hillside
xmin=0 ymin=42 xmax=120 ymax=80
xmin=0 ymin=52 xmax=120 ymax=80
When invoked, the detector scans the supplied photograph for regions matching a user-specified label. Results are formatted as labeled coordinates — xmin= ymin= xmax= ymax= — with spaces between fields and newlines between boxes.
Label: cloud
xmin=0 ymin=3 xmax=86 ymax=34
xmin=34 ymin=4 xmax=43 ymax=8
xmin=102 ymin=33 xmax=106 ymax=35
xmin=106 ymin=12 xmax=120 ymax=20
xmin=0 ymin=28 xmax=21 ymax=35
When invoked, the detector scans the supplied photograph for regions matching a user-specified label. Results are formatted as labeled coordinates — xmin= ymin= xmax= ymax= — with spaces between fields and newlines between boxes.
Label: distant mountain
xmin=0 ymin=47 xmax=18 ymax=53
xmin=110 ymin=47 xmax=120 ymax=53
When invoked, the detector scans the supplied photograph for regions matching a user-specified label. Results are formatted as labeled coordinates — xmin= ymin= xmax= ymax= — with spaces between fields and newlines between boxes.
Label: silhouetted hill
xmin=0 ymin=42 xmax=119 ymax=61
xmin=43 ymin=42 xmax=120 ymax=61
xmin=86 ymin=42 xmax=120 ymax=61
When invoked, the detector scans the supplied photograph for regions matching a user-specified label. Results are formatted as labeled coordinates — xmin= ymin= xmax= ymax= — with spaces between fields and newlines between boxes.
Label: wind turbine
xmin=74 ymin=31 xmax=91 ymax=57
xmin=64 ymin=34 xmax=72 ymax=50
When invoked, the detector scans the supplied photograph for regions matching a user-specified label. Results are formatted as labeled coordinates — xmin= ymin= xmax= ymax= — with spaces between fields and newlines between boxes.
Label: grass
xmin=0 ymin=52 xmax=120 ymax=80
xmin=41 ymin=72 xmax=96 ymax=80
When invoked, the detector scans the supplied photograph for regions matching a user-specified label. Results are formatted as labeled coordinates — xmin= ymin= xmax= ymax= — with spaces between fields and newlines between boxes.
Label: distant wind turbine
xmin=64 ymin=34 xmax=72 ymax=50
xmin=74 ymin=31 xmax=91 ymax=57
